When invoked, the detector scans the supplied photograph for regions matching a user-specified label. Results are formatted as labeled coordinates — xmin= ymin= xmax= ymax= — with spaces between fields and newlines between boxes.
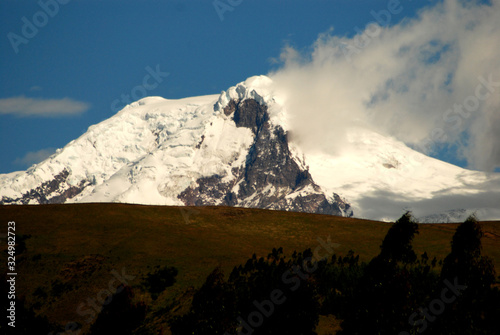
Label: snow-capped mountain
xmin=0 ymin=76 xmax=350 ymax=216
xmin=1 ymin=76 xmax=499 ymax=222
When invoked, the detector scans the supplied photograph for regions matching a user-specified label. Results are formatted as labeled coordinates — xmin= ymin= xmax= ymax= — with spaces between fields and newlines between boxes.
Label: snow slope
xmin=302 ymin=126 xmax=500 ymax=221
xmin=1 ymin=94 xmax=218 ymax=204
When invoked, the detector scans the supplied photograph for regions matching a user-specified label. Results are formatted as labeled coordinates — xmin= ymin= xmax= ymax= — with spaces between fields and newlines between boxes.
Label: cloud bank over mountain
xmin=270 ymin=0 xmax=500 ymax=172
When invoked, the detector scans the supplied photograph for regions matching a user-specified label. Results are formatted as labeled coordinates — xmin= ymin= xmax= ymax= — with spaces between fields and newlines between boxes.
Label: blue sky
xmin=1 ymin=0 xmax=499 ymax=174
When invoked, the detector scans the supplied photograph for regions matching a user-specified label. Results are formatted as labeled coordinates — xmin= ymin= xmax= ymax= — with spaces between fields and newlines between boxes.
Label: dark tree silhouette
xmin=431 ymin=215 xmax=498 ymax=335
xmin=314 ymin=251 xmax=364 ymax=319
xmin=168 ymin=213 xmax=499 ymax=335
xmin=89 ymin=285 xmax=147 ymax=335
xmin=141 ymin=265 xmax=178 ymax=300
xmin=340 ymin=212 xmax=420 ymax=334
xmin=228 ymin=249 xmax=320 ymax=335
xmin=170 ymin=267 xmax=238 ymax=335
xmin=379 ymin=211 xmax=419 ymax=263
xmin=171 ymin=249 xmax=320 ymax=335
xmin=441 ymin=215 xmax=495 ymax=290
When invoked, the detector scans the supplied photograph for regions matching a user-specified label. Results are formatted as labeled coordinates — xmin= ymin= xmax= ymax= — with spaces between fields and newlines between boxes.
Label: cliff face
xmin=179 ymin=99 xmax=351 ymax=216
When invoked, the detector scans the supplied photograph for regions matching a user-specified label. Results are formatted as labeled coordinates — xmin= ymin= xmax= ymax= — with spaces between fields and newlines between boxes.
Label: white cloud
xmin=14 ymin=148 xmax=56 ymax=167
xmin=0 ymin=96 xmax=90 ymax=117
xmin=269 ymin=0 xmax=500 ymax=172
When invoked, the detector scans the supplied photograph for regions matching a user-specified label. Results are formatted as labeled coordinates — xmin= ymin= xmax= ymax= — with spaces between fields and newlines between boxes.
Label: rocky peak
xmin=231 ymin=99 xmax=269 ymax=135
xmin=180 ymin=98 xmax=351 ymax=216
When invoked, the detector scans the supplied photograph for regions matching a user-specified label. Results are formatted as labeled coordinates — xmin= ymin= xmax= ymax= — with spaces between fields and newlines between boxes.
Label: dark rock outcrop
xmin=179 ymin=99 xmax=351 ymax=216
xmin=0 ymin=169 xmax=87 ymax=205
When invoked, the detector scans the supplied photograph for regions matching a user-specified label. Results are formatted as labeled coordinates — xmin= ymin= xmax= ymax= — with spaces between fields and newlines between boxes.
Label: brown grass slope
xmin=0 ymin=203 xmax=499 ymax=334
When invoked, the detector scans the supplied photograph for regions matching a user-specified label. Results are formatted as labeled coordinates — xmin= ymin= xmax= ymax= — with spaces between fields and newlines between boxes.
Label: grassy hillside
xmin=1 ymin=204 xmax=499 ymax=334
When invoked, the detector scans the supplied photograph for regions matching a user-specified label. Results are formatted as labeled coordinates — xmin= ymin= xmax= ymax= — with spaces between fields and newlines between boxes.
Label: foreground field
xmin=1 ymin=204 xmax=499 ymax=334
